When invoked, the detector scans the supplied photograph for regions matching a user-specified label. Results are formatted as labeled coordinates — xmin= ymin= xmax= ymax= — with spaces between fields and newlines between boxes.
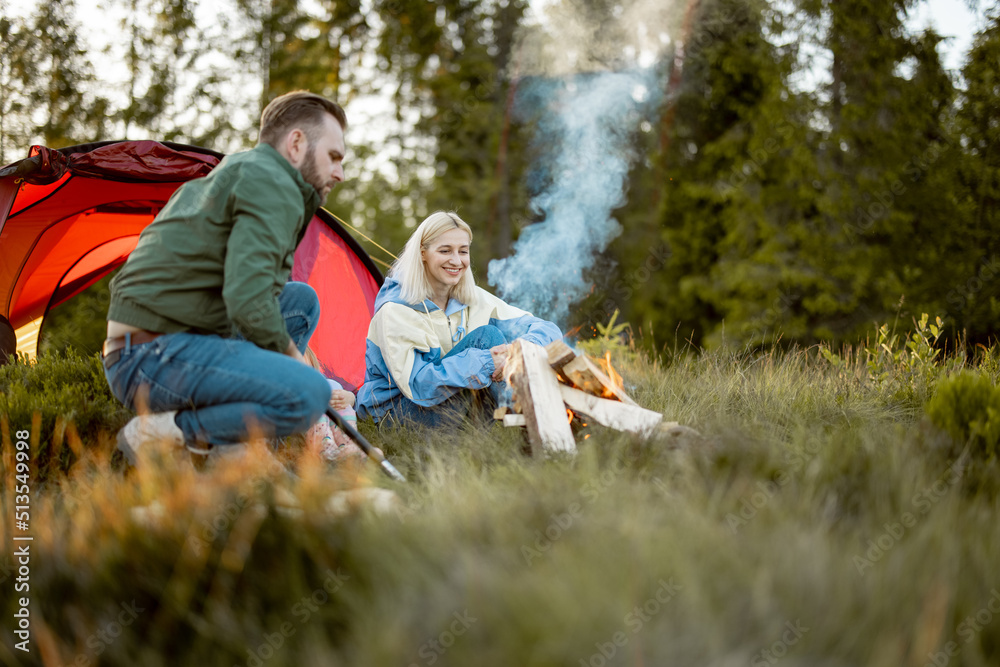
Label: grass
xmin=1 ymin=343 xmax=999 ymax=667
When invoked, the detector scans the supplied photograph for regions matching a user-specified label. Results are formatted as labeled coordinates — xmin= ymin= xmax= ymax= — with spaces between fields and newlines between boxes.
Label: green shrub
xmin=821 ymin=314 xmax=961 ymax=408
xmin=974 ymin=342 xmax=1000 ymax=381
xmin=39 ymin=272 xmax=115 ymax=356
xmin=866 ymin=314 xmax=955 ymax=402
xmin=0 ymin=349 xmax=131 ymax=483
xmin=575 ymin=309 xmax=633 ymax=361
xmin=925 ymin=371 xmax=1000 ymax=461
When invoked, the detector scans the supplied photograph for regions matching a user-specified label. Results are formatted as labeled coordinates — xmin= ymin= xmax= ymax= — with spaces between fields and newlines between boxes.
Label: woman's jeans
xmin=382 ymin=325 xmax=511 ymax=429
xmin=103 ymin=282 xmax=331 ymax=447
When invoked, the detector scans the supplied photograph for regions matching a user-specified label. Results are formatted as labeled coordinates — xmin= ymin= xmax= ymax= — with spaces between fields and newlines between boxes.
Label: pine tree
xmin=622 ymin=0 xmax=964 ymax=350
xmin=371 ymin=0 xmax=530 ymax=268
xmin=814 ymin=0 xmax=966 ymax=341
xmin=618 ymin=0 xmax=823 ymax=349
xmin=951 ymin=7 xmax=1000 ymax=339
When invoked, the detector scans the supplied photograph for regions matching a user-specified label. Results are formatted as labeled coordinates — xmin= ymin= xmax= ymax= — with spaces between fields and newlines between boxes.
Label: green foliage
xmin=0 ymin=2 xmax=31 ymax=164
xmin=372 ymin=0 xmax=530 ymax=265
xmin=575 ymin=309 xmax=632 ymax=360
xmin=820 ymin=313 xmax=960 ymax=409
xmin=618 ymin=0 xmax=832 ymax=350
xmin=610 ymin=0 xmax=992 ymax=351
xmin=926 ymin=371 xmax=1000 ymax=461
xmin=39 ymin=273 xmax=115 ymax=357
xmin=0 ymin=349 xmax=131 ymax=484
xmin=948 ymin=9 xmax=1000 ymax=340
xmin=863 ymin=313 xmax=957 ymax=403
xmin=974 ymin=343 xmax=1000 ymax=381
xmin=112 ymin=0 xmax=199 ymax=139
xmin=15 ymin=0 xmax=112 ymax=147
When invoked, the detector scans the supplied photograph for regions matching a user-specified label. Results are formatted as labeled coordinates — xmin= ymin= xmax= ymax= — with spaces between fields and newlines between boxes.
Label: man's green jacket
xmin=108 ymin=143 xmax=321 ymax=352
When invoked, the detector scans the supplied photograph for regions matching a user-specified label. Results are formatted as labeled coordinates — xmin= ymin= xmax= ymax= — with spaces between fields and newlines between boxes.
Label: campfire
xmin=498 ymin=340 xmax=677 ymax=456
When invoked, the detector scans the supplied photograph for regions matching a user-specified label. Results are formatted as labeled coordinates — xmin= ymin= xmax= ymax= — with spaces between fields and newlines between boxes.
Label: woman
xmin=357 ymin=211 xmax=562 ymax=428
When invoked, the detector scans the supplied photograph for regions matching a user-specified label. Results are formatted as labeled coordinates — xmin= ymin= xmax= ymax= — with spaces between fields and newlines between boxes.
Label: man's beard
xmin=300 ymin=143 xmax=332 ymax=199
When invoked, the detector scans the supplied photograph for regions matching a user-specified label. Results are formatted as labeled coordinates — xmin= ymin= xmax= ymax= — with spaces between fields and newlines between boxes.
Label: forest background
xmin=1 ymin=0 xmax=998 ymax=355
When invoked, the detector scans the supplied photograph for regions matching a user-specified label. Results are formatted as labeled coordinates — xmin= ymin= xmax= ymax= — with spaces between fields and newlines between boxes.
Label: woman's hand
xmin=330 ymin=389 xmax=356 ymax=411
xmin=490 ymin=344 xmax=510 ymax=381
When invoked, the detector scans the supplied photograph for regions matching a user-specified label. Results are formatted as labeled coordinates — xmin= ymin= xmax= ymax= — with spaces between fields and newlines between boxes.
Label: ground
xmin=1 ymin=340 xmax=998 ymax=666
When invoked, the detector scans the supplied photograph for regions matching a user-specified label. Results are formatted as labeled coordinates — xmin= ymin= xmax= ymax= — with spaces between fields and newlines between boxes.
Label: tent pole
xmin=325 ymin=407 xmax=406 ymax=483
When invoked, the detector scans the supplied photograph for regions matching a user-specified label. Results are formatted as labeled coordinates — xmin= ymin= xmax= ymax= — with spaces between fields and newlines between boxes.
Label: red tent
xmin=0 ymin=140 xmax=382 ymax=391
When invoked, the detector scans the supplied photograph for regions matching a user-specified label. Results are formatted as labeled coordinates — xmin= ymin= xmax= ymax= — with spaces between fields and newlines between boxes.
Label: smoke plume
xmin=487 ymin=0 xmax=676 ymax=327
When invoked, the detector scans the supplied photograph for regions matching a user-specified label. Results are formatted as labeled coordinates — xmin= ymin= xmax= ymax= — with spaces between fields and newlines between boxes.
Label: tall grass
xmin=1 ymin=344 xmax=999 ymax=666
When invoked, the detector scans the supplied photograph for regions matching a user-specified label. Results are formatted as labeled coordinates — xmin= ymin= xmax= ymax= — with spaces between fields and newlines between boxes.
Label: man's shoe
xmin=116 ymin=411 xmax=184 ymax=466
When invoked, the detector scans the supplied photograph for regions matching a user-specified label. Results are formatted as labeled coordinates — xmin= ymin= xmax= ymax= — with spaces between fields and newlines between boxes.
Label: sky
xmin=911 ymin=0 xmax=984 ymax=71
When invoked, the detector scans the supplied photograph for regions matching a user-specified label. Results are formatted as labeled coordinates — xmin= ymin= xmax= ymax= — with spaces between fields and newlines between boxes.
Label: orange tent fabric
xmin=0 ymin=140 xmax=381 ymax=391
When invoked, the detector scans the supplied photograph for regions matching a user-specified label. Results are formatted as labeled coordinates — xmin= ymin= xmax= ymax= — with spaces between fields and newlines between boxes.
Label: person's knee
xmin=303 ymin=372 xmax=332 ymax=424
xmin=280 ymin=370 xmax=331 ymax=433
xmin=280 ymin=282 xmax=321 ymax=319
xmin=473 ymin=324 xmax=507 ymax=349
xmin=279 ymin=282 xmax=322 ymax=350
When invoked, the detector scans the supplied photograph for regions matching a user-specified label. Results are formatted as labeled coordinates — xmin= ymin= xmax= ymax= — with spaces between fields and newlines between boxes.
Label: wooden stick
xmin=506 ymin=340 xmax=576 ymax=456
xmin=545 ymin=340 xmax=638 ymax=405
xmin=545 ymin=339 xmax=577 ymax=371
xmin=503 ymin=414 xmax=527 ymax=427
xmin=560 ymin=355 xmax=638 ymax=406
xmin=559 ymin=385 xmax=662 ymax=436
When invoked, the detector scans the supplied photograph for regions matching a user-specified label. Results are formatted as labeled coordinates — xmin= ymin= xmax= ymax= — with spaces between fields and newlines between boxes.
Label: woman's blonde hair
xmin=389 ymin=211 xmax=478 ymax=306
xmin=303 ymin=346 xmax=323 ymax=373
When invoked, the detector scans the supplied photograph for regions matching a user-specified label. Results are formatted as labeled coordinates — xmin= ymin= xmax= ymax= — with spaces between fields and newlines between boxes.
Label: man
xmin=103 ymin=90 xmax=346 ymax=463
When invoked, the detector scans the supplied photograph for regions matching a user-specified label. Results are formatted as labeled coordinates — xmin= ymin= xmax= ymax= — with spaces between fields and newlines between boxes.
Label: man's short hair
xmin=258 ymin=91 xmax=347 ymax=147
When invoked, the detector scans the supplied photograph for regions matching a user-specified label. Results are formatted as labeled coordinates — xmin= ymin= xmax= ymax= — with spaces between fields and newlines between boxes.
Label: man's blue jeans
xmin=103 ymin=282 xmax=331 ymax=448
xmin=381 ymin=325 xmax=511 ymax=430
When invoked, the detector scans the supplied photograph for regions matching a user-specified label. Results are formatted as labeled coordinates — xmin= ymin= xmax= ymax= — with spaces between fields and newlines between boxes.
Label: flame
xmin=605 ymin=352 xmax=623 ymax=387
xmin=566 ymin=408 xmax=574 ymax=423
xmin=596 ymin=351 xmax=625 ymax=398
